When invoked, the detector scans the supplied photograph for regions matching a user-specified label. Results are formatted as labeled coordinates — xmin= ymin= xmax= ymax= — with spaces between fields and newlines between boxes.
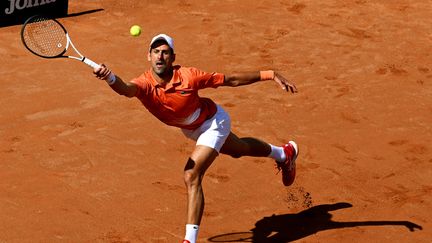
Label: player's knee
xmin=183 ymin=158 xmax=202 ymax=187
xmin=184 ymin=170 xmax=201 ymax=188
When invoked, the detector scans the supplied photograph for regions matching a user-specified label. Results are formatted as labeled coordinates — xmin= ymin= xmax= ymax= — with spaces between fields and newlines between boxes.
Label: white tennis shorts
xmin=181 ymin=105 xmax=231 ymax=152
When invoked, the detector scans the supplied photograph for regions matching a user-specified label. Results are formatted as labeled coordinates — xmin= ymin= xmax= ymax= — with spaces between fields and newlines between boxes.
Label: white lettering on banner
xmin=5 ymin=0 xmax=57 ymax=15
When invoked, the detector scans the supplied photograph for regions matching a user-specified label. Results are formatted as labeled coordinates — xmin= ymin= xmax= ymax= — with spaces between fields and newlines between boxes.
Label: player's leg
xmin=220 ymin=132 xmax=299 ymax=186
xmin=219 ymin=132 xmax=272 ymax=158
xmin=184 ymin=145 xmax=218 ymax=224
xmin=181 ymin=105 xmax=231 ymax=243
xmin=183 ymin=145 xmax=218 ymax=243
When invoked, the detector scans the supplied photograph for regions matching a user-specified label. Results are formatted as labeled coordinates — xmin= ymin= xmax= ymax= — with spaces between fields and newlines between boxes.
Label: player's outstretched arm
xmin=93 ymin=64 xmax=137 ymax=98
xmin=223 ymin=70 xmax=297 ymax=93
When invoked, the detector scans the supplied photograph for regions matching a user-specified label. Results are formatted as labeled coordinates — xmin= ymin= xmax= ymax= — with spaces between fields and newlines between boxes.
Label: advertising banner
xmin=1 ymin=0 xmax=68 ymax=27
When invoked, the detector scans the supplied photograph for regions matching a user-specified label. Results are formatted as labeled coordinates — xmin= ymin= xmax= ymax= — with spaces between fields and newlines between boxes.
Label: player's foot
xmin=276 ymin=141 xmax=298 ymax=186
xmin=182 ymin=240 xmax=191 ymax=243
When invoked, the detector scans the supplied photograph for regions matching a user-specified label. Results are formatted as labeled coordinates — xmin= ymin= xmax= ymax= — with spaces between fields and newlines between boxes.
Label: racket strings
xmin=22 ymin=17 xmax=67 ymax=57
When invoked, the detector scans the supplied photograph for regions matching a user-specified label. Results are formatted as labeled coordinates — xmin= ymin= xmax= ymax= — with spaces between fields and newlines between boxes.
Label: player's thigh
xmin=219 ymin=132 xmax=248 ymax=157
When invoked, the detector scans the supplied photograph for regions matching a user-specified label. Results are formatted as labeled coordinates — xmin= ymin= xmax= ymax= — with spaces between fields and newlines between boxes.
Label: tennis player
xmin=93 ymin=33 xmax=299 ymax=243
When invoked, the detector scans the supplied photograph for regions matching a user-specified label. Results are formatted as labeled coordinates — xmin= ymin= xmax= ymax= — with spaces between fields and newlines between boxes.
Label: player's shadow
xmin=208 ymin=202 xmax=422 ymax=242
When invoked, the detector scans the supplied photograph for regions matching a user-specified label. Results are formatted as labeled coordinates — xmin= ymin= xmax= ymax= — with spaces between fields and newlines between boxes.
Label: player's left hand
xmin=274 ymin=72 xmax=298 ymax=93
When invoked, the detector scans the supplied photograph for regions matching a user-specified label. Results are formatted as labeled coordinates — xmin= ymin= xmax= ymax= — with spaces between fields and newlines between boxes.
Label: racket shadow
xmin=207 ymin=202 xmax=422 ymax=243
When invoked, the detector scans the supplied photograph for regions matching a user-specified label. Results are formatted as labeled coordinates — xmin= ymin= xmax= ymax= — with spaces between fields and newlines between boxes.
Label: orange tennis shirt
xmin=131 ymin=65 xmax=225 ymax=130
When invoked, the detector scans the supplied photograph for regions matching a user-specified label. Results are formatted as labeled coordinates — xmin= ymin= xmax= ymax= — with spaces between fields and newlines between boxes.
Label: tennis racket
xmin=21 ymin=15 xmax=100 ymax=69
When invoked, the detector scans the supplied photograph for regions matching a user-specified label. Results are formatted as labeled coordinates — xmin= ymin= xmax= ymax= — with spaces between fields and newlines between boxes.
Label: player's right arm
xmin=93 ymin=64 xmax=137 ymax=98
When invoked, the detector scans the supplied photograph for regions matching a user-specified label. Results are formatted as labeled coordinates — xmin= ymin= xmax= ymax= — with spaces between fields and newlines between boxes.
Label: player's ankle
xmin=184 ymin=224 xmax=199 ymax=243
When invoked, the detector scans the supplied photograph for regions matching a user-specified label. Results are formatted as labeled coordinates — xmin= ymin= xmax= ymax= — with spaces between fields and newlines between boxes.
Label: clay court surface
xmin=1 ymin=0 xmax=431 ymax=242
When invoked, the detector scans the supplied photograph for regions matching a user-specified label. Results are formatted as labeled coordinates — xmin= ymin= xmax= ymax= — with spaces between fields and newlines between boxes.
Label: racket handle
xmin=82 ymin=57 xmax=101 ymax=69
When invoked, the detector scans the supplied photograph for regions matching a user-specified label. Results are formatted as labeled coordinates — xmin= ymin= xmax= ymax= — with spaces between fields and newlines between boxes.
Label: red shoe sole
xmin=281 ymin=141 xmax=298 ymax=186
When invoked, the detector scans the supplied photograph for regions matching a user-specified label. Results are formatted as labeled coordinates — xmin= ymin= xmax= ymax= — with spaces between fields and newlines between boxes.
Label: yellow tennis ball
xmin=130 ymin=25 xmax=141 ymax=37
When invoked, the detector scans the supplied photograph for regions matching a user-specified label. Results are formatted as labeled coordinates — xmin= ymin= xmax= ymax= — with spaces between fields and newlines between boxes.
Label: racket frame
xmin=21 ymin=15 xmax=100 ymax=69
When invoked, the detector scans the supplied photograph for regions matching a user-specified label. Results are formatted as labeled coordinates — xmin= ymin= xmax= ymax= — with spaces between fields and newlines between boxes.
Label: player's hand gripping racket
xmin=21 ymin=15 xmax=100 ymax=69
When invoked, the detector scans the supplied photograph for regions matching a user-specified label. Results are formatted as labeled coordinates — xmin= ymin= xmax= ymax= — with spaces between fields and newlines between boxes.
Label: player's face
xmin=148 ymin=43 xmax=175 ymax=76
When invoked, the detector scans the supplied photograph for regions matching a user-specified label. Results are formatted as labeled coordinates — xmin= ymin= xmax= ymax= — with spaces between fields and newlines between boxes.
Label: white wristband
xmin=106 ymin=73 xmax=116 ymax=85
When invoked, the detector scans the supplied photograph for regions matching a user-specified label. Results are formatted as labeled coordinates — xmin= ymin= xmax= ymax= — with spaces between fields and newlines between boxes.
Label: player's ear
xmin=171 ymin=53 xmax=176 ymax=62
xmin=147 ymin=52 xmax=151 ymax=61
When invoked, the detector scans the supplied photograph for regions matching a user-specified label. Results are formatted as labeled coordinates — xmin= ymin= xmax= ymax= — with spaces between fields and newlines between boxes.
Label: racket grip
xmin=82 ymin=57 xmax=101 ymax=69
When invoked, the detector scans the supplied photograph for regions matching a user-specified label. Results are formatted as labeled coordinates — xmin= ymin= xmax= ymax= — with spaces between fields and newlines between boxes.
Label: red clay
xmin=1 ymin=1 xmax=431 ymax=242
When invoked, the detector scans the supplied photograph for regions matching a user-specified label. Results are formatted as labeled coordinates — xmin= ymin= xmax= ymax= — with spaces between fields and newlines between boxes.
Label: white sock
xmin=184 ymin=224 xmax=199 ymax=243
xmin=268 ymin=144 xmax=286 ymax=163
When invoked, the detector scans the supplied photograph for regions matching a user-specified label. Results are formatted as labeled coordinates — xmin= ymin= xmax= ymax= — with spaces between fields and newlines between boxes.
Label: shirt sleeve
xmin=130 ymin=73 xmax=150 ymax=98
xmin=188 ymin=67 xmax=225 ymax=89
